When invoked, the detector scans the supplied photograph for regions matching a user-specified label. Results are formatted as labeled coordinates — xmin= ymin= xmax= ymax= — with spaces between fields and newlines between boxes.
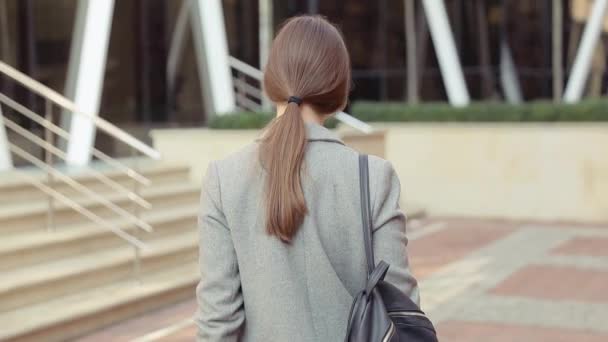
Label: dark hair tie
xmin=287 ymin=96 xmax=303 ymax=105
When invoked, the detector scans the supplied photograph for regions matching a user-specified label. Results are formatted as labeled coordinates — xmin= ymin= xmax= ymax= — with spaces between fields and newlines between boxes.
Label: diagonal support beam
xmin=500 ymin=41 xmax=523 ymax=104
xmin=421 ymin=0 xmax=470 ymax=106
xmin=64 ymin=0 xmax=115 ymax=166
xmin=167 ymin=0 xmax=190 ymax=101
xmin=564 ymin=0 xmax=608 ymax=103
xmin=190 ymin=0 xmax=235 ymax=117
xmin=259 ymin=0 xmax=273 ymax=109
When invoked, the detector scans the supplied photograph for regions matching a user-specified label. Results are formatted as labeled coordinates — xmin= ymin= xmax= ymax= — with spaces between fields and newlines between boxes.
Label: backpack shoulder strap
xmin=358 ymin=154 xmax=375 ymax=276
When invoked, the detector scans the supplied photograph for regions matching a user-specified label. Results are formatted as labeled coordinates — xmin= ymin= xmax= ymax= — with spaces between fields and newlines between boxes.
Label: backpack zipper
xmin=388 ymin=311 xmax=428 ymax=318
xmin=382 ymin=322 xmax=396 ymax=342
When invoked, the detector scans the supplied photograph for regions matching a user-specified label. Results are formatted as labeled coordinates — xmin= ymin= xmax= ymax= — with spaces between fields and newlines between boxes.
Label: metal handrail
xmin=235 ymin=93 xmax=264 ymax=112
xmin=9 ymin=143 xmax=153 ymax=232
xmin=228 ymin=56 xmax=373 ymax=133
xmin=3 ymin=117 xmax=151 ymax=209
xmin=0 ymin=93 xmax=150 ymax=185
xmin=0 ymin=61 xmax=158 ymax=280
xmin=334 ymin=112 xmax=373 ymax=134
xmin=10 ymin=170 xmax=147 ymax=250
xmin=233 ymin=78 xmax=263 ymax=100
xmin=0 ymin=61 xmax=160 ymax=160
xmin=228 ymin=56 xmax=264 ymax=80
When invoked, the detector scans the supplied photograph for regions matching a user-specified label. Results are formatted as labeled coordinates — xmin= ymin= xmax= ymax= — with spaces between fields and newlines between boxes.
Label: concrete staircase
xmin=0 ymin=163 xmax=200 ymax=342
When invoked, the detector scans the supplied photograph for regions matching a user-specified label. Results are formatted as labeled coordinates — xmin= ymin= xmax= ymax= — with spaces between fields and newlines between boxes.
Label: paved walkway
xmin=77 ymin=218 xmax=608 ymax=341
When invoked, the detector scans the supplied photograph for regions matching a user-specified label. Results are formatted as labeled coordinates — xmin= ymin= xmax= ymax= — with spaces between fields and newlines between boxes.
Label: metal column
xmin=191 ymin=0 xmax=236 ymax=116
xmin=564 ymin=0 xmax=608 ymax=103
xmin=259 ymin=0 xmax=273 ymax=109
xmin=167 ymin=1 xmax=190 ymax=105
xmin=404 ymin=0 xmax=418 ymax=103
xmin=64 ymin=0 xmax=115 ymax=166
xmin=421 ymin=0 xmax=470 ymax=106
xmin=553 ymin=0 xmax=564 ymax=101
xmin=500 ymin=41 xmax=523 ymax=104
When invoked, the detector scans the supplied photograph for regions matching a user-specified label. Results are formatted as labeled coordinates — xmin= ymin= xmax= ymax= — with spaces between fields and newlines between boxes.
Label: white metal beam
xmin=190 ymin=0 xmax=235 ymax=116
xmin=553 ymin=0 xmax=564 ymax=101
xmin=0 ymin=105 xmax=13 ymax=170
xmin=259 ymin=0 xmax=273 ymax=70
xmin=404 ymin=0 xmax=418 ymax=103
xmin=564 ymin=0 xmax=608 ymax=103
xmin=499 ymin=41 xmax=523 ymax=104
xmin=64 ymin=0 xmax=115 ymax=166
xmin=335 ymin=112 xmax=373 ymax=134
xmin=167 ymin=1 xmax=190 ymax=96
xmin=421 ymin=0 xmax=470 ymax=106
xmin=259 ymin=0 xmax=273 ymax=109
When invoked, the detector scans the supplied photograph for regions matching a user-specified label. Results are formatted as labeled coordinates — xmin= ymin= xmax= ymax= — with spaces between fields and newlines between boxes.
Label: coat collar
xmin=255 ymin=122 xmax=344 ymax=145
xmin=306 ymin=122 xmax=345 ymax=145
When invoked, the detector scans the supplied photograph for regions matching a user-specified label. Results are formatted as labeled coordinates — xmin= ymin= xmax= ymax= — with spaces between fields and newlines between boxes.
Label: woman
xmin=196 ymin=15 xmax=419 ymax=342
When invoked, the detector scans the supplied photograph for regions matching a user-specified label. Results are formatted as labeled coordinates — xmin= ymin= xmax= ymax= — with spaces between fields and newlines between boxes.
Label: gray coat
xmin=195 ymin=122 xmax=419 ymax=342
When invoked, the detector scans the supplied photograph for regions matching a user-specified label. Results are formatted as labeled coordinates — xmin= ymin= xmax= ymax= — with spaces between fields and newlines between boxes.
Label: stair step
xmin=0 ymin=183 xmax=200 ymax=233
xmin=0 ymin=204 xmax=198 ymax=271
xmin=0 ymin=231 xmax=198 ymax=312
xmin=74 ymin=298 xmax=197 ymax=341
xmin=0 ymin=162 xmax=200 ymax=341
xmin=0 ymin=163 xmax=191 ymax=204
xmin=0 ymin=262 xmax=198 ymax=342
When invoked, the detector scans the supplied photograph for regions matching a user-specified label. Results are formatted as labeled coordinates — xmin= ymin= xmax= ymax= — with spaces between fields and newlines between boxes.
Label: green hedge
xmin=209 ymin=99 xmax=608 ymax=128
xmin=350 ymin=99 xmax=608 ymax=122
xmin=209 ymin=111 xmax=339 ymax=129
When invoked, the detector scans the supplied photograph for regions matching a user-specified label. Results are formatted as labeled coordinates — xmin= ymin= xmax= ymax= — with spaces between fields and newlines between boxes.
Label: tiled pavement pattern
xmin=77 ymin=218 xmax=608 ymax=341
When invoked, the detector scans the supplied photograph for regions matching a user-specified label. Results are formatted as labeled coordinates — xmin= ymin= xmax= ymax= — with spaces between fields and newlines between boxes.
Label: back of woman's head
xmin=261 ymin=15 xmax=351 ymax=242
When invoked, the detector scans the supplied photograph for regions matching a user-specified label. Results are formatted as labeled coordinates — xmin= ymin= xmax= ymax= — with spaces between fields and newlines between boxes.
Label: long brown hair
xmin=260 ymin=16 xmax=351 ymax=242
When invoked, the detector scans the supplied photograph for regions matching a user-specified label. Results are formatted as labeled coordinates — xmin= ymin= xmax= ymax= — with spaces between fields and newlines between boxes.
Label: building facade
xmin=0 ymin=0 xmax=606 ymax=129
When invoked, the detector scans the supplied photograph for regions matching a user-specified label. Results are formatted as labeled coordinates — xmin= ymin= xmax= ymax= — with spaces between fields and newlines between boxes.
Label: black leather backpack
xmin=344 ymin=155 xmax=439 ymax=342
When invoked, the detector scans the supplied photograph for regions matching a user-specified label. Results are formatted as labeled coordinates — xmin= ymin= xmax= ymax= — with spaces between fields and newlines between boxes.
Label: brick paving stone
xmin=491 ymin=265 xmax=608 ymax=302
xmin=551 ymin=237 xmax=608 ymax=257
xmin=420 ymin=228 xmax=569 ymax=320
xmin=409 ymin=224 xmax=517 ymax=280
xmin=437 ymin=320 xmax=608 ymax=342
xmin=442 ymin=295 xmax=608 ymax=333
xmin=76 ymin=217 xmax=608 ymax=341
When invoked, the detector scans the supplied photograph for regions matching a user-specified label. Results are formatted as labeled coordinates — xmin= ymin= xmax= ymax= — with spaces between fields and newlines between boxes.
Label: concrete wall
xmin=378 ymin=123 xmax=608 ymax=223
xmin=151 ymin=123 xmax=608 ymax=223
xmin=150 ymin=127 xmax=387 ymax=184
xmin=150 ymin=128 xmax=260 ymax=184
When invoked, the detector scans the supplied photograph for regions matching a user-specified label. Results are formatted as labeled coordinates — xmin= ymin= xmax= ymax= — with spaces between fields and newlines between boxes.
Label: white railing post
xmin=0 ymin=105 xmax=13 ymax=170
xmin=44 ymin=99 xmax=55 ymax=231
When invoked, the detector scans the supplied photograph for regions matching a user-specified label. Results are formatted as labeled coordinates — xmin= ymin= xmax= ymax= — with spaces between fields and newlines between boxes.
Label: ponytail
xmin=260 ymin=102 xmax=308 ymax=242
xmin=260 ymin=15 xmax=351 ymax=242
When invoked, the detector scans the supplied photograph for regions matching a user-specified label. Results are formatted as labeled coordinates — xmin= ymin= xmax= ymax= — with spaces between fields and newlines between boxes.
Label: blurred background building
xmin=2 ymin=0 xmax=608 ymax=127
xmin=1 ymin=1 xmax=607 ymax=341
